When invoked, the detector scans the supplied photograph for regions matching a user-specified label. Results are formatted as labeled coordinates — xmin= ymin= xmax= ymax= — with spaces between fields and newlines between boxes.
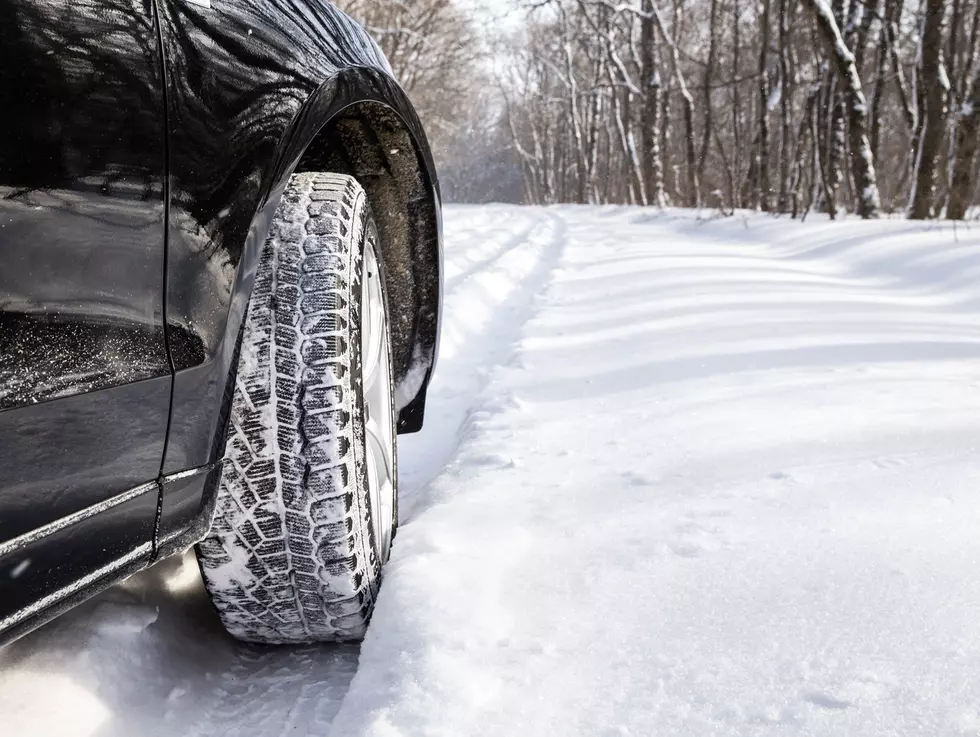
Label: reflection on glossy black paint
xmin=0 ymin=0 xmax=169 ymax=407
xmin=0 ymin=377 xmax=170 ymax=542
xmin=158 ymin=0 xmax=441 ymax=473
xmin=160 ymin=0 xmax=389 ymax=350
xmin=0 ymin=0 xmax=169 ymax=620
xmin=0 ymin=0 xmax=164 ymax=194
xmin=0 ymin=485 xmax=157 ymax=625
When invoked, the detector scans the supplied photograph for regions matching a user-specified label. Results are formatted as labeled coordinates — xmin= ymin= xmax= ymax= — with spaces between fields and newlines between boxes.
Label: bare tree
xmin=947 ymin=66 xmax=980 ymax=219
xmin=698 ymin=0 xmax=720 ymax=196
xmin=640 ymin=0 xmax=667 ymax=206
xmin=909 ymin=0 xmax=949 ymax=219
xmin=803 ymin=0 xmax=881 ymax=217
xmin=647 ymin=0 xmax=698 ymax=206
xmin=757 ymin=0 xmax=773 ymax=210
xmin=777 ymin=0 xmax=796 ymax=212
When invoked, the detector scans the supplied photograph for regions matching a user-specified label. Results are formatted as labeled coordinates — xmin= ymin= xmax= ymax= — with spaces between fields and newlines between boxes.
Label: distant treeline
xmin=345 ymin=0 xmax=980 ymax=218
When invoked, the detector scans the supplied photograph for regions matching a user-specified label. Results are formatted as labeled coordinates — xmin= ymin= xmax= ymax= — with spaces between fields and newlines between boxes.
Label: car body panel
xmin=0 ymin=0 xmax=170 ymax=635
xmin=156 ymin=464 xmax=222 ymax=555
xmin=0 ymin=482 xmax=158 ymax=632
xmin=0 ymin=378 xmax=172 ymax=544
xmin=0 ymin=0 xmax=171 ymax=404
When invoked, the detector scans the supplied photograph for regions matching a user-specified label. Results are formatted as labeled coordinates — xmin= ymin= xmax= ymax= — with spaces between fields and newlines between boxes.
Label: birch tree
xmin=803 ymin=0 xmax=881 ymax=217
xmin=640 ymin=0 xmax=667 ymax=206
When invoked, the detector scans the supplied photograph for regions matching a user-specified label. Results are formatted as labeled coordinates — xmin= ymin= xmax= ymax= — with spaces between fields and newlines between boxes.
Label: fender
xmin=277 ymin=70 xmax=443 ymax=433
xmin=157 ymin=1 xmax=442 ymax=492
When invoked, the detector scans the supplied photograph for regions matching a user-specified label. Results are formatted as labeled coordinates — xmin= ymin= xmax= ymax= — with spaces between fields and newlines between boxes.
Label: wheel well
xmin=295 ymin=101 xmax=440 ymax=431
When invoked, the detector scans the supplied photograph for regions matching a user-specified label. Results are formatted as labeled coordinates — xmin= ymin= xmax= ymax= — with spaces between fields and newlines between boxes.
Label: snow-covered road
xmin=4 ymin=206 xmax=980 ymax=737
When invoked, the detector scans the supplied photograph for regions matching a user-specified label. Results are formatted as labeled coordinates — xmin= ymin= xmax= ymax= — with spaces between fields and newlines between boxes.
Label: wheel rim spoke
xmin=361 ymin=238 xmax=395 ymax=557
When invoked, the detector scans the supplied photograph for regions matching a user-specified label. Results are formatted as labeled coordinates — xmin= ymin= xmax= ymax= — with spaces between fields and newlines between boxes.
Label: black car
xmin=0 ymin=0 xmax=442 ymax=645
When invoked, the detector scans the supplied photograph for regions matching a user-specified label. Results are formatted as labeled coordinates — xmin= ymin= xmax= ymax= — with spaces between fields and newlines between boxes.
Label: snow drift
xmin=4 ymin=206 xmax=980 ymax=737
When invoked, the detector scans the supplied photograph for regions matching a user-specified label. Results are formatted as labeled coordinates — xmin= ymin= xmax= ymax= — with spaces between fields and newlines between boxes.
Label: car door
xmin=0 ymin=0 xmax=170 ymax=627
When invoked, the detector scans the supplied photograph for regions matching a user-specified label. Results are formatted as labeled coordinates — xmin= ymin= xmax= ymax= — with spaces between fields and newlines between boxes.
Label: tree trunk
xmin=909 ymin=0 xmax=949 ymax=219
xmin=960 ymin=2 xmax=980 ymax=103
xmin=641 ymin=0 xmax=666 ymax=206
xmin=817 ymin=73 xmax=844 ymax=217
xmin=803 ymin=0 xmax=881 ymax=217
xmin=948 ymin=0 xmax=963 ymax=104
xmin=757 ymin=0 xmax=773 ymax=210
xmin=662 ymin=83 xmax=673 ymax=199
xmin=814 ymin=83 xmax=837 ymax=217
xmin=947 ymin=66 xmax=980 ymax=218
xmin=778 ymin=0 xmax=795 ymax=212
xmin=828 ymin=84 xmax=847 ymax=213
xmin=883 ymin=0 xmax=916 ymax=134
xmin=791 ymin=86 xmax=820 ymax=216
xmin=648 ymin=0 xmax=700 ymax=206
xmin=825 ymin=0 xmax=847 ymax=212
xmin=698 ymin=0 xmax=720 ymax=189
xmin=732 ymin=0 xmax=744 ymax=207
xmin=869 ymin=0 xmax=891 ymax=163
xmin=681 ymin=92 xmax=698 ymax=207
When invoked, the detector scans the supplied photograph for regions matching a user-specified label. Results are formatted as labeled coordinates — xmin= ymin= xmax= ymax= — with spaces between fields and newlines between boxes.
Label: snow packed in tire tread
xmin=197 ymin=173 xmax=385 ymax=644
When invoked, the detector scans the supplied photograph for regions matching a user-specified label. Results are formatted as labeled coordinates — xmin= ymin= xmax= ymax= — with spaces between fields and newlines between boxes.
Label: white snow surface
xmin=4 ymin=206 xmax=980 ymax=736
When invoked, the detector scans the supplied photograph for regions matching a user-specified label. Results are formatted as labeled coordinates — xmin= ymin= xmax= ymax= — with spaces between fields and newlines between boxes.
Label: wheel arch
xmin=251 ymin=68 xmax=442 ymax=434
xmin=296 ymin=99 xmax=441 ymax=433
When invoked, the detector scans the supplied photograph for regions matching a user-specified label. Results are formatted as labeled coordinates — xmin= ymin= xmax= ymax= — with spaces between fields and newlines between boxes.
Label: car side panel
xmin=0 ymin=379 xmax=171 ymax=544
xmin=0 ymin=0 xmax=170 ymax=641
xmin=0 ymin=482 xmax=158 ymax=632
xmin=0 ymin=3 xmax=170 ymax=543
xmin=156 ymin=0 xmax=440 ymax=475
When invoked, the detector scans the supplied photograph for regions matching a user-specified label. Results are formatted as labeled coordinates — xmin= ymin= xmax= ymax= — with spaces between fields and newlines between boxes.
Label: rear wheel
xmin=197 ymin=172 xmax=397 ymax=644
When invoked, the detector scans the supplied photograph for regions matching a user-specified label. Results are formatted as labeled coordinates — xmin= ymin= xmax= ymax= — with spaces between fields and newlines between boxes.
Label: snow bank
xmin=4 ymin=207 xmax=980 ymax=737
xmin=335 ymin=208 xmax=980 ymax=737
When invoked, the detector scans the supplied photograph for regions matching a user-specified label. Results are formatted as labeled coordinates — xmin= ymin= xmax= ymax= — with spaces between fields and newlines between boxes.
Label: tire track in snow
xmin=178 ymin=638 xmax=358 ymax=737
xmin=328 ymin=208 xmax=980 ymax=737
xmin=442 ymin=214 xmax=541 ymax=293
xmin=517 ymin=211 xmax=980 ymax=400
xmin=0 ymin=551 xmax=362 ymax=737
xmin=397 ymin=206 xmax=568 ymax=520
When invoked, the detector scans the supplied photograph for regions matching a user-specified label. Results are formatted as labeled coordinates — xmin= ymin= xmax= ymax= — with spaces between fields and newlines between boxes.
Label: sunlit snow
xmin=3 ymin=206 xmax=980 ymax=737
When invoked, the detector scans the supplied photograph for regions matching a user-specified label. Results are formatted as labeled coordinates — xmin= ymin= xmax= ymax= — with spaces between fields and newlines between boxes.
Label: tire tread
xmin=197 ymin=173 xmax=387 ymax=644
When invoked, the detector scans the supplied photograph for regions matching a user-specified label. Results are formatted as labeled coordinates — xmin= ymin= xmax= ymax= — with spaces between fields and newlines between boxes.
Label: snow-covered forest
xmin=341 ymin=0 xmax=980 ymax=219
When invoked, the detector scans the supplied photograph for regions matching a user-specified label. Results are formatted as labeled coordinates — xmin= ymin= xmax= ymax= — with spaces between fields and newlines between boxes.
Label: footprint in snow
xmin=803 ymin=692 xmax=852 ymax=710
xmin=667 ymin=521 xmax=725 ymax=558
xmin=667 ymin=542 xmax=705 ymax=559
xmin=621 ymin=471 xmax=653 ymax=487
xmin=468 ymin=453 xmax=520 ymax=469
xmin=687 ymin=508 xmax=733 ymax=520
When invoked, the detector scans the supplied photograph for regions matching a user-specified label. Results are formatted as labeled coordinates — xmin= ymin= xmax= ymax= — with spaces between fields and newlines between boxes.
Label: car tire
xmin=197 ymin=172 xmax=398 ymax=644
